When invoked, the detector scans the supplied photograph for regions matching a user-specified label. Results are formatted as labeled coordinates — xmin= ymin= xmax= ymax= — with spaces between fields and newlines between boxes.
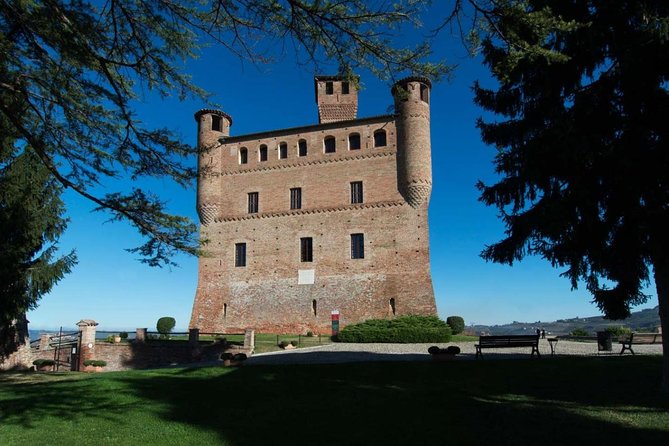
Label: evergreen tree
xmin=468 ymin=1 xmax=669 ymax=391
xmin=0 ymin=125 xmax=76 ymax=358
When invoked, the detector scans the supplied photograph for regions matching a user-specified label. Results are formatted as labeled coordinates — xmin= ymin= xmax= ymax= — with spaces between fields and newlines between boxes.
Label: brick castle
xmin=189 ymin=76 xmax=437 ymax=333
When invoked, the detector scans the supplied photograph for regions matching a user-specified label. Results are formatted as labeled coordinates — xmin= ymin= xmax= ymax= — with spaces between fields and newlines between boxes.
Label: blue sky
xmin=26 ymin=4 xmax=658 ymax=331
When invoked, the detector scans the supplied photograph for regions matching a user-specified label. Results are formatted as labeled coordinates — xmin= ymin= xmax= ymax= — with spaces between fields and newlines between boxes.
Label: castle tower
xmin=392 ymin=77 xmax=432 ymax=208
xmin=194 ymin=109 xmax=232 ymax=225
xmin=314 ymin=76 xmax=358 ymax=123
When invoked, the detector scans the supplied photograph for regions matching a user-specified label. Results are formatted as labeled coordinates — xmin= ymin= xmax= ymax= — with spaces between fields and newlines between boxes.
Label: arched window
xmin=278 ymin=142 xmax=288 ymax=159
xmin=298 ymin=139 xmax=308 ymax=157
xmin=420 ymin=85 xmax=429 ymax=103
xmin=259 ymin=144 xmax=268 ymax=161
xmin=374 ymin=129 xmax=387 ymax=147
xmin=348 ymin=133 xmax=361 ymax=150
xmin=239 ymin=147 xmax=248 ymax=165
xmin=324 ymin=136 xmax=336 ymax=153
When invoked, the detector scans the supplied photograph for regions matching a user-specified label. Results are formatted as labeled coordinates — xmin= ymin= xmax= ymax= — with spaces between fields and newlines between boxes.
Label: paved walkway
xmin=244 ymin=339 xmax=663 ymax=365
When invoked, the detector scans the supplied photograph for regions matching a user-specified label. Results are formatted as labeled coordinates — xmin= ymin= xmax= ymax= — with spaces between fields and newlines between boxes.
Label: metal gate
xmin=49 ymin=327 xmax=81 ymax=371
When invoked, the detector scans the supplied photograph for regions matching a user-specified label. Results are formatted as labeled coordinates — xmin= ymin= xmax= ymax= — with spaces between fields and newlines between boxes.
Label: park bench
xmin=619 ymin=333 xmax=662 ymax=355
xmin=475 ymin=335 xmax=540 ymax=358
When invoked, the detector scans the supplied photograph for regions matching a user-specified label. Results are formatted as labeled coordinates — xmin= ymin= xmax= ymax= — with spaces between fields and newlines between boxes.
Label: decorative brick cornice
xmin=211 ymin=200 xmax=407 ymax=223
xmin=204 ymin=150 xmax=396 ymax=177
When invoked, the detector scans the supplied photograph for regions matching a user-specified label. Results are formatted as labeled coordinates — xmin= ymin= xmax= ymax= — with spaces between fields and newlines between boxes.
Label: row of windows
xmin=234 ymin=233 xmax=365 ymax=267
xmin=325 ymin=81 xmax=350 ymax=95
xmin=238 ymin=130 xmax=387 ymax=165
xmin=247 ymin=181 xmax=363 ymax=214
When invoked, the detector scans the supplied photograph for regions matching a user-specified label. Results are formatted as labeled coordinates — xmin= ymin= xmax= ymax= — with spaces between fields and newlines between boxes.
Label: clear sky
xmin=26 ymin=3 xmax=658 ymax=331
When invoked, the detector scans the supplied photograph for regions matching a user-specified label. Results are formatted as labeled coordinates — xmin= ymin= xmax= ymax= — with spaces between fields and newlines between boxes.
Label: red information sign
xmin=331 ymin=310 xmax=340 ymax=336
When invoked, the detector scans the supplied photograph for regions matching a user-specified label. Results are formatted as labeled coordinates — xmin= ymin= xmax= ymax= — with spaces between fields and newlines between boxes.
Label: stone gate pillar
xmin=244 ymin=329 xmax=255 ymax=350
xmin=77 ymin=319 xmax=98 ymax=370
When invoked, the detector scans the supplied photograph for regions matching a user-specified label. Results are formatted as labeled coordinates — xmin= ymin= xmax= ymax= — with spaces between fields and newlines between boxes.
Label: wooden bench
xmin=619 ymin=333 xmax=662 ymax=355
xmin=475 ymin=335 xmax=540 ymax=358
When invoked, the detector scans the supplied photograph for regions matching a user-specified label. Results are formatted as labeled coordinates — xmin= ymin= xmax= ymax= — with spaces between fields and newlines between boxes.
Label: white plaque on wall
xmin=298 ymin=269 xmax=315 ymax=285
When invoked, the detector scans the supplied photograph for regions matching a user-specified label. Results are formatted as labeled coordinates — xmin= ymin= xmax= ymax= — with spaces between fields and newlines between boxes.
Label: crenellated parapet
xmin=392 ymin=76 xmax=432 ymax=208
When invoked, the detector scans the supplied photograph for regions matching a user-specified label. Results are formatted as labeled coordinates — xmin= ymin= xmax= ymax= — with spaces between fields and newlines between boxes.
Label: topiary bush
xmin=33 ymin=359 xmax=55 ymax=367
xmin=446 ymin=316 xmax=465 ymax=335
xmin=83 ymin=359 xmax=107 ymax=367
xmin=337 ymin=315 xmax=452 ymax=343
xmin=156 ymin=316 xmax=176 ymax=338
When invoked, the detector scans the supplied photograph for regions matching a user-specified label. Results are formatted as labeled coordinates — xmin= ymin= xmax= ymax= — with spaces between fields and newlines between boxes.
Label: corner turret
xmin=392 ymin=76 xmax=432 ymax=208
xmin=194 ymin=109 xmax=232 ymax=225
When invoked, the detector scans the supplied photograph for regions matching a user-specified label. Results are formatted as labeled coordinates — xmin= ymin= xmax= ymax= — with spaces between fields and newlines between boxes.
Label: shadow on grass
xmin=1 ymin=355 xmax=668 ymax=445
xmin=123 ymin=354 xmax=669 ymax=445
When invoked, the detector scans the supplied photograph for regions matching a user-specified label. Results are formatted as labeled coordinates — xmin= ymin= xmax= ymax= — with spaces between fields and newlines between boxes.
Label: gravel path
xmin=245 ymin=339 xmax=663 ymax=365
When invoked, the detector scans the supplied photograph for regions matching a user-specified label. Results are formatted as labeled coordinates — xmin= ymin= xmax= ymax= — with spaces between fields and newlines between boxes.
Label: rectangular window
xmin=342 ymin=81 xmax=350 ymax=94
xmin=298 ymin=140 xmax=307 ymax=157
xmin=351 ymin=233 xmax=364 ymax=259
xmin=325 ymin=81 xmax=333 ymax=95
xmin=239 ymin=148 xmax=248 ymax=164
xmin=301 ymin=237 xmax=313 ymax=262
xmin=259 ymin=146 xmax=268 ymax=161
xmin=290 ymin=188 xmax=302 ymax=210
xmin=211 ymin=115 xmax=222 ymax=131
xmin=235 ymin=243 xmax=246 ymax=267
xmin=350 ymin=181 xmax=363 ymax=204
xmin=248 ymin=192 xmax=259 ymax=213
xmin=324 ymin=137 xmax=336 ymax=153
xmin=279 ymin=143 xmax=287 ymax=159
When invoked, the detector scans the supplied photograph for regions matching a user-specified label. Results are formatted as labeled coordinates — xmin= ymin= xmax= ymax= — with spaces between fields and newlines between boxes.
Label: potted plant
xmin=220 ymin=352 xmax=247 ymax=367
xmin=32 ymin=358 xmax=56 ymax=372
xmin=83 ymin=359 xmax=107 ymax=372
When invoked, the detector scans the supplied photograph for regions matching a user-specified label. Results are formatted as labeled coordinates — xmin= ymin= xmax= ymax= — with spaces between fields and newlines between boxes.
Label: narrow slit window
xmin=259 ymin=144 xmax=268 ymax=162
xmin=420 ymin=84 xmax=429 ymax=103
xmin=324 ymin=136 xmax=336 ymax=153
xmin=350 ymin=181 xmax=363 ymax=204
xmin=389 ymin=298 xmax=396 ymax=315
xmin=248 ymin=192 xmax=259 ymax=214
xmin=239 ymin=147 xmax=248 ymax=165
xmin=373 ymin=130 xmax=387 ymax=147
xmin=312 ymin=300 xmax=317 ymax=316
xmin=290 ymin=187 xmax=302 ymax=210
xmin=298 ymin=139 xmax=308 ymax=157
xmin=301 ymin=237 xmax=313 ymax=262
xmin=235 ymin=243 xmax=246 ymax=267
xmin=279 ymin=142 xmax=288 ymax=159
xmin=348 ymin=133 xmax=361 ymax=150
xmin=351 ymin=233 xmax=365 ymax=259
xmin=211 ymin=115 xmax=222 ymax=131
xmin=223 ymin=303 xmax=228 ymax=318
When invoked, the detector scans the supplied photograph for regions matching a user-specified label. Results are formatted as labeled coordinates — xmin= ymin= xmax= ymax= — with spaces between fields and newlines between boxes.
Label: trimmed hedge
xmin=83 ymin=359 xmax=107 ymax=367
xmin=446 ymin=316 xmax=465 ymax=335
xmin=33 ymin=359 xmax=55 ymax=367
xmin=337 ymin=315 xmax=452 ymax=343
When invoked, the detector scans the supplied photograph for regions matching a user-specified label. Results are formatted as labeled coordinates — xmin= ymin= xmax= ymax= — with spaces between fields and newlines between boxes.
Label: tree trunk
xmin=653 ymin=260 xmax=669 ymax=394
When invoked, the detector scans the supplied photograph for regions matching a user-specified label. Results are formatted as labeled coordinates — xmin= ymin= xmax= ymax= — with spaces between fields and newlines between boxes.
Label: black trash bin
xmin=596 ymin=331 xmax=613 ymax=351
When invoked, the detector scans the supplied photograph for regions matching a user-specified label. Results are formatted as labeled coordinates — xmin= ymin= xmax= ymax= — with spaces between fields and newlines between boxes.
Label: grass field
xmin=1 ymin=356 xmax=667 ymax=445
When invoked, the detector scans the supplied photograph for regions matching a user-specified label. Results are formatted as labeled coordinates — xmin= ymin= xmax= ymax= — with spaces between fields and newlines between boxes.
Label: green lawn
xmin=1 ymin=356 xmax=667 ymax=445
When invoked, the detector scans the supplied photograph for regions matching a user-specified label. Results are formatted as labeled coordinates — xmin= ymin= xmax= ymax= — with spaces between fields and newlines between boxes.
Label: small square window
xmin=374 ymin=130 xmax=387 ymax=147
xmin=348 ymin=133 xmax=361 ymax=150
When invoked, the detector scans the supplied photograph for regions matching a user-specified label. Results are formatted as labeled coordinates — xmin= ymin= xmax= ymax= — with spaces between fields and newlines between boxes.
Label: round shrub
xmin=156 ymin=317 xmax=176 ymax=337
xmin=428 ymin=346 xmax=441 ymax=355
xmin=445 ymin=346 xmax=461 ymax=355
xmin=306 ymin=331 xmax=314 ymax=337
xmin=446 ymin=316 xmax=465 ymax=335
xmin=290 ymin=341 xmax=298 ymax=346
xmin=571 ymin=328 xmax=589 ymax=337
xmin=119 ymin=332 xmax=129 ymax=339
xmin=337 ymin=315 xmax=452 ymax=343
xmin=278 ymin=340 xmax=289 ymax=348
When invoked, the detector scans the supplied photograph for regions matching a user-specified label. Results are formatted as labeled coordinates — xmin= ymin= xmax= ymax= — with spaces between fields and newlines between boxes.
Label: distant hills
xmin=469 ymin=306 xmax=661 ymax=336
